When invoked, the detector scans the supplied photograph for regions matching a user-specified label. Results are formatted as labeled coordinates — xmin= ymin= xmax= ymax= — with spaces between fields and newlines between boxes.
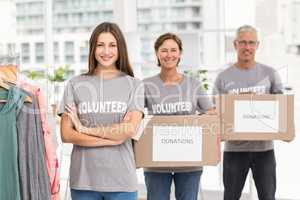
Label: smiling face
xmin=234 ymin=31 xmax=259 ymax=64
xmin=156 ymin=39 xmax=181 ymax=69
xmin=95 ymin=32 xmax=118 ymax=69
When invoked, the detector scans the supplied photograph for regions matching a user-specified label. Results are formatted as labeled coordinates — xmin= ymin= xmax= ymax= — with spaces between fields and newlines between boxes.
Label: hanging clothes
xmin=20 ymin=83 xmax=60 ymax=200
xmin=0 ymin=64 xmax=57 ymax=199
xmin=0 ymin=87 xmax=26 ymax=200
xmin=16 ymin=89 xmax=52 ymax=200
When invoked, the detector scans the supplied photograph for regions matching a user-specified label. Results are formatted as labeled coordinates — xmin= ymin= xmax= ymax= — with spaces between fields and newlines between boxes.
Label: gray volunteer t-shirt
xmin=213 ymin=63 xmax=283 ymax=152
xmin=59 ymin=74 xmax=144 ymax=192
xmin=144 ymin=74 xmax=213 ymax=172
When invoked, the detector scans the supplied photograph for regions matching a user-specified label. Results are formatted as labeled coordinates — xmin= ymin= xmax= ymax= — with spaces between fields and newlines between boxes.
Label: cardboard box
xmin=220 ymin=94 xmax=295 ymax=141
xmin=134 ymin=115 xmax=220 ymax=168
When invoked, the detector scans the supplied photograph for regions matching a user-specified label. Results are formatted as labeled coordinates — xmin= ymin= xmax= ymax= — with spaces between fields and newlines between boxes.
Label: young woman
xmin=143 ymin=33 xmax=215 ymax=200
xmin=59 ymin=22 xmax=144 ymax=200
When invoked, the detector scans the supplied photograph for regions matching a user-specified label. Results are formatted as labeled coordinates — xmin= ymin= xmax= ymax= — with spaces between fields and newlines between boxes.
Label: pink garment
xmin=20 ymin=82 xmax=60 ymax=200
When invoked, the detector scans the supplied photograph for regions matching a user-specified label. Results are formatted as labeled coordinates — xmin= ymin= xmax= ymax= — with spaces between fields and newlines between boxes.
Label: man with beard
xmin=213 ymin=25 xmax=283 ymax=200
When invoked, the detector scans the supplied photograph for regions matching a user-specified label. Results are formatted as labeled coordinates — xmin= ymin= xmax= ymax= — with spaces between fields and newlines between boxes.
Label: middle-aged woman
xmin=143 ymin=33 xmax=215 ymax=200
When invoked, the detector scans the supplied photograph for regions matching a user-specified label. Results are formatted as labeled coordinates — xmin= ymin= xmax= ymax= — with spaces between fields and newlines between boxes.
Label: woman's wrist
xmin=78 ymin=125 xmax=88 ymax=134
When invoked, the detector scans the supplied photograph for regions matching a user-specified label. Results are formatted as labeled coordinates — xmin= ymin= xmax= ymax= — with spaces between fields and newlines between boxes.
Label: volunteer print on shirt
xmin=213 ymin=63 xmax=283 ymax=152
xmin=58 ymin=74 xmax=144 ymax=192
xmin=78 ymin=101 xmax=127 ymax=114
xmin=144 ymin=74 xmax=212 ymax=116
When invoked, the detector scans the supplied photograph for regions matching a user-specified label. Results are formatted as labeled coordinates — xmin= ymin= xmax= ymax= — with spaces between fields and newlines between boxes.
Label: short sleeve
xmin=127 ymin=79 xmax=145 ymax=114
xmin=270 ymin=70 xmax=283 ymax=94
xmin=212 ymin=74 xmax=225 ymax=106
xmin=58 ymin=81 xmax=75 ymax=116
xmin=212 ymin=74 xmax=223 ymax=95
xmin=144 ymin=84 xmax=149 ymax=109
xmin=194 ymin=81 xmax=213 ymax=113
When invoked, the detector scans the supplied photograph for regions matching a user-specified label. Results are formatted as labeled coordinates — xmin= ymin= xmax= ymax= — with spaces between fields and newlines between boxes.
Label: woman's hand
xmin=65 ymin=104 xmax=83 ymax=132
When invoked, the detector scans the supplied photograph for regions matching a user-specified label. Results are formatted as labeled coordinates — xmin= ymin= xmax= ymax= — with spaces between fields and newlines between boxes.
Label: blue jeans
xmin=144 ymin=170 xmax=202 ymax=200
xmin=223 ymin=150 xmax=276 ymax=200
xmin=71 ymin=189 xmax=137 ymax=200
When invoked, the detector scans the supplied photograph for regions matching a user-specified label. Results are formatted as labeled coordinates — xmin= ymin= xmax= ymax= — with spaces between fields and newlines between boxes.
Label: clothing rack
xmin=0 ymin=52 xmax=56 ymax=199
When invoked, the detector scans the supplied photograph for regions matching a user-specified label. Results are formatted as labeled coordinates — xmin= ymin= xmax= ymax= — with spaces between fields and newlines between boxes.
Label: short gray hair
xmin=235 ymin=25 xmax=258 ymax=40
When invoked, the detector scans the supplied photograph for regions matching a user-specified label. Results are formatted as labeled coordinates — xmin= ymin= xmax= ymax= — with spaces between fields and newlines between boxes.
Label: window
xmin=34 ymin=2 xmax=43 ymax=13
xmin=138 ymin=9 xmax=151 ymax=20
xmin=192 ymin=7 xmax=201 ymax=17
xmin=158 ymin=8 xmax=167 ymax=18
xmin=54 ymin=28 xmax=62 ymax=34
xmin=7 ymin=43 xmax=16 ymax=55
xmin=101 ymin=0 xmax=113 ymax=7
xmin=57 ymin=14 xmax=68 ymax=24
xmin=65 ymin=42 xmax=74 ymax=55
xmin=78 ymin=13 xmax=84 ymax=23
xmin=73 ymin=0 xmax=81 ymax=7
xmin=138 ymin=0 xmax=153 ymax=7
xmin=28 ymin=15 xmax=43 ymax=26
xmin=87 ymin=12 xmax=99 ymax=23
xmin=16 ymin=16 xmax=26 ymax=26
xmin=65 ymin=55 xmax=74 ymax=63
xmin=70 ymin=13 xmax=84 ymax=24
xmin=35 ymin=42 xmax=44 ymax=63
xmin=103 ymin=11 xmax=113 ymax=21
xmin=192 ymin=22 xmax=201 ymax=29
xmin=21 ymin=43 xmax=30 ymax=63
xmin=64 ymin=41 xmax=74 ymax=63
xmin=138 ymin=24 xmax=150 ymax=32
xmin=53 ymin=42 xmax=60 ymax=63
xmin=26 ymin=29 xmax=44 ymax=35
xmin=151 ymin=24 xmax=163 ymax=32
xmin=176 ymin=23 xmax=186 ymax=30
xmin=80 ymin=41 xmax=89 ymax=63
xmin=172 ymin=8 xmax=185 ymax=18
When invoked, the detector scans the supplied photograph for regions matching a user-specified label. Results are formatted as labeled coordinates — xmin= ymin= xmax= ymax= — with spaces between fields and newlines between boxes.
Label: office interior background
xmin=0 ymin=0 xmax=299 ymax=199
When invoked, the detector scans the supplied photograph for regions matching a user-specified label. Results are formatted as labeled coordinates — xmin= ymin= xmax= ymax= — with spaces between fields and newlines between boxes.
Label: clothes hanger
xmin=0 ymin=78 xmax=32 ymax=103
xmin=0 ymin=65 xmax=32 ymax=103
xmin=0 ymin=65 xmax=17 ymax=85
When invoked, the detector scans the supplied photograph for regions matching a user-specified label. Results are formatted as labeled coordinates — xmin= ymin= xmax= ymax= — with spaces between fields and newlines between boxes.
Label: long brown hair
xmin=154 ymin=33 xmax=183 ymax=66
xmin=87 ymin=22 xmax=134 ymax=77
